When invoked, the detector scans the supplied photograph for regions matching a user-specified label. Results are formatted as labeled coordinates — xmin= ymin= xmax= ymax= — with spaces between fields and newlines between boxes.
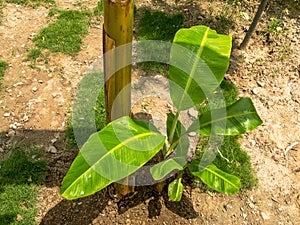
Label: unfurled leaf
xmin=188 ymin=161 xmax=241 ymax=194
xmin=169 ymin=25 xmax=232 ymax=111
xmin=197 ymin=98 xmax=263 ymax=135
xmin=168 ymin=177 xmax=184 ymax=201
xmin=60 ymin=116 xmax=165 ymax=200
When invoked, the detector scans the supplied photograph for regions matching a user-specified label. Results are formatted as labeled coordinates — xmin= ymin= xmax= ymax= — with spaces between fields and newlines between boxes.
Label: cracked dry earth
xmin=0 ymin=0 xmax=299 ymax=224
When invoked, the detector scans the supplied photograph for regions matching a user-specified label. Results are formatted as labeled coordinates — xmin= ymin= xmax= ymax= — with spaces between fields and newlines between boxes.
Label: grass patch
xmin=33 ymin=9 xmax=91 ymax=55
xmin=136 ymin=9 xmax=184 ymax=74
xmin=0 ymin=60 xmax=8 ymax=89
xmin=0 ymin=0 xmax=4 ymax=24
xmin=137 ymin=9 xmax=184 ymax=42
xmin=193 ymin=80 xmax=258 ymax=191
xmin=5 ymin=0 xmax=55 ymax=7
xmin=197 ymin=79 xmax=239 ymax=115
xmin=66 ymin=72 xmax=106 ymax=148
xmin=26 ymin=48 xmax=50 ymax=68
xmin=0 ymin=147 xmax=47 ymax=225
xmin=195 ymin=136 xmax=258 ymax=190
xmin=94 ymin=0 xmax=103 ymax=16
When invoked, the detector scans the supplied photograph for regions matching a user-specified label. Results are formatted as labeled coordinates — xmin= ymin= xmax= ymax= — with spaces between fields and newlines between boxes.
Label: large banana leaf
xmin=188 ymin=161 xmax=241 ymax=194
xmin=60 ymin=116 xmax=165 ymax=200
xmin=188 ymin=98 xmax=263 ymax=135
xmin=169 ymin=25 xmax=232 ymax=111
xmin=168 ymin=177 xmax=184 ymax=201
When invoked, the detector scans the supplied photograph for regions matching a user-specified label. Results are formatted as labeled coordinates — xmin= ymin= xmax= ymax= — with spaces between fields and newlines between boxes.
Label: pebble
xmin=260 ymin=211 xmax=270 ymax=220
xmin=47 ymin=146 xmax=58 ymax=154
xmin=13 ymin=82 xmax=24 ymax=87
xmin=9 ymin=123 xmax=17 ymax=129
xmin=7 ymin=130 xmax=16 ymax=137
xmin=51 ymin=138 xmax=57 ymax=144
xmin=188 ymin=132 xmax=197 ymax=137
xmin=252 ymin=88 xmax=259 ymax=95
xmin=248 ymin=202 xmax=255 ymax=209
xmin=32 ymin=87 xmax=38 ymax=92
xmin=4 ymin=112 xmax=10 ymax=117
xmin=257 ymin=81 xmax=265 ymax=87
xmin=22 ymin=115 xmax=29 ymax=122
xmin=0 ymin=147 xmax=4 ymax=152
xmin=188 ymin=108 xmax=198 ymax=119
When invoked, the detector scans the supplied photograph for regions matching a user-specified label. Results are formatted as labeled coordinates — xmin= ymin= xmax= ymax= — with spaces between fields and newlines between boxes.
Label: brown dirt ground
xmin=0 ymin=0 xmax=299 ymax=224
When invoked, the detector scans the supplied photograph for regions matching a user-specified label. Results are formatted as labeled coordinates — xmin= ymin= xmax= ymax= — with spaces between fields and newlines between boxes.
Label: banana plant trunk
xmin=103 ymin=0 xmax=134 ymax=197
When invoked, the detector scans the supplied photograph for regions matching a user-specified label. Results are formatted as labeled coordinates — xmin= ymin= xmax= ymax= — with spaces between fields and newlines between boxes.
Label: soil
xmin=0 ymin=0 xmax=299 ymax=224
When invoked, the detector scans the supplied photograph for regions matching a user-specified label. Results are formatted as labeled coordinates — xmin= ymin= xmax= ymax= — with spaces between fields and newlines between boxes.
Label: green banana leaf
xmin=60 ymin=116 xmax=165 ymax=200
xmin=150 ymin=158 xmax=184 ymax=180
xmin=188 ymin=161 xmax=241 ymax=194
xmin=166 ymin=112 xmax=189 ymax=151
xmin=149 ymin=113 xmax=189 ymax=181
xmin=188 ymin=98 xmax=263 ymax=135
xmin=168 ymin=177 xmax=184 ymax=201
xmin=169 ymin=25 xmax=232 ymax=111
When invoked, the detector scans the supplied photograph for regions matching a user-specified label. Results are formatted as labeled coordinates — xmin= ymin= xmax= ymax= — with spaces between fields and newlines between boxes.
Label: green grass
xmin=26 ymin=48 xmax=50 ymax=68
xmin=137 ymin=9 xmax=184 ymax=42
xmin=193 ymin=80 xmax=258 ymax=191
xmin=0 ymin=60 xmax=8 ymax=89
xmin=5 ymin=0 xmax=55 ymax=7
xmin=195 ymin=136 xmax=258 ymax=190
xmin=66 ymin=71 xmax=106 ymax=148
xmin=0 ymin=0 xmax=4 ymax=24
xmin=33 ymin=9 xmax=91 ymax=55
xmin=267 ymin=17 xmax=284 ymax=35
xmin=136 ymin=9 xmax=184 ymax=74
xmin=197 ymin=79 xmax=239 ymax=115
xmin=0 ymin=147 xmax=47 ymax=225
xmin=94 ymin=0 xmax=103 ymax=16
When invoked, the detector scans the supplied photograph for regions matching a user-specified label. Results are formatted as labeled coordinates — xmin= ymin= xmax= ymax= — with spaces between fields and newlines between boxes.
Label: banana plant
xmin=60 ymin=25 xmax=262 ymax=201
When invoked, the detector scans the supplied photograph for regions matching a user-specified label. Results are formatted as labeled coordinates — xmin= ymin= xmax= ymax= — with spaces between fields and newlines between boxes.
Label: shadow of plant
xmin=40 ymin=190 xmax=109 ymax=225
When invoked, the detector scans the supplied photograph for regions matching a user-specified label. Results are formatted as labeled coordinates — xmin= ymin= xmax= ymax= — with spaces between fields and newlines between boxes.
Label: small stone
xmin=13 ymin=82 xmax=24 ymax=87
xmin=188 ymin=108 xmax=198 ymax=119
xmin=257 ymin=81 xmax=265 ymax=87
xmin=9 ymin=123 xmax=17 ymax=129
xmin=16 ymin=214 xmax=23 ymax=221
xmin=38 ymin=80 xmax=43 ymax=84
xmin=7 ymin=130 xmax=16 ymax=137
xmin=22 ymin=115 xmax=29 ymax=122
xmin=250 ymin=139 xmax=256 ymax=146
xmin=47 ymin=146 xmax=57 ymax=154
xmin=0 ymin=147 xmax=4 ymax=152
xmin=32 ymin=87 xmax=38 ymax=92
xmin=4 ymin=112 xmax=10 ymax=117
xmin=248 ymin=202 xmax=255 ymax=209
xmin=51 ymin=138 xmax=57 ymax=144
xmin=260 ymin=211 xmax=270 ymax=220
xmin=188 ymin=132 xmax=197 ymax=137
xmin=252 ymin=88 xmax=259 ymax=95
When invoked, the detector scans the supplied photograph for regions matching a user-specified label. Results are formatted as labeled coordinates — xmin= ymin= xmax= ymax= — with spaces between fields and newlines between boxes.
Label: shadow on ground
xmin=0 ymin=129 xmax=198 ymax=224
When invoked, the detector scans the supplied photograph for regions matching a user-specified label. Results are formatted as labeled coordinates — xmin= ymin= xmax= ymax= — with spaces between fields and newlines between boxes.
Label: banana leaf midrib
xmin=177 ymin=27 xmax=210 ymax=109
xmin=63 ymin=131 xmax=159 ymax=194
xmin=199 ymin=165 xmax=240 ymax=189
xmin=199 ymin=110 xmax=260 ymax=129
